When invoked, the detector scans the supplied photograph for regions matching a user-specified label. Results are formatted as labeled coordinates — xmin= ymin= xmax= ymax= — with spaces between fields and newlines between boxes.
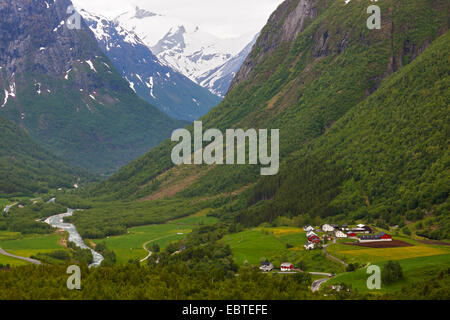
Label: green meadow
xmin=0 ymin=234 xmax=64 ymax=258
xmin=92 ymin=209 xmax=219 ymax=264
xmin=223 ymin=229 xmax=287 ymax=265
xmin=0 ymin=254 xmax=30 ymax=267
xmin=222 ymin=227 xmax=345 ymax=273
xmin=327 ymin=254 xmax=450 ymax=294
xmin=0 ymin=199 xmax=9 ymax=211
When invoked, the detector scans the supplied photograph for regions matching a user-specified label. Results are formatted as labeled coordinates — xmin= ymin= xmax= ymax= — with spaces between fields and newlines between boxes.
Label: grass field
xmin=223 ymin=229 xmax=287 ymax=265
xmin=0 ymin=234 xmax=64 ymax=259
xmin=334 ymin=246 xmax=448 ymax=263
xmin=326 ymin=233 xmax=450 ymax=265
xmin=92 ymin=209 xmax=219 ymax=264
xmin=0 ymin=199 xmax=9 ymax=211
xmin=222 ymin=227 xmax=345 ymax=273
xmin=0 ymin=254 xmax=30 ymax=267
xmin=327 ymin=254 xmax=450 ymax=294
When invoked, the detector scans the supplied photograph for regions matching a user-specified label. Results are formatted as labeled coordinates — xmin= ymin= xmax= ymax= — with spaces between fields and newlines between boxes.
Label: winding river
xmin=44 ymin=209 xmax=104 ymax=268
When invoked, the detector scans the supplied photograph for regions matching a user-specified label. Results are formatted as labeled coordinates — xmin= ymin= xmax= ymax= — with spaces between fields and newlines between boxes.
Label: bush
xmin=382 ymin=261 xmax=403 ymax=285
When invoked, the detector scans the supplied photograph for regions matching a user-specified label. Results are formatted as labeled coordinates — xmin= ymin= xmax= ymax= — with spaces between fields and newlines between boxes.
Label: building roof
xmin=360 ymin=232 xmax=389 ymax=240
xmin=281 ymin=262 xmax=293 ymax=267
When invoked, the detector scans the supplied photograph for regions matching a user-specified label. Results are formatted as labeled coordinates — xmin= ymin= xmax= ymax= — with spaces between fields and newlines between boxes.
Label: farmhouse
xmin=304 ymin=225 xmax=314 ymax=232
xmin=306 ymin=231 xmax=317 ymax=238
xmin=260 ymin=261 xmax=274 ymax=272
xmin=280 ymin=262 xmax=294 ymax=271
xmin=359 ymin=232 xmax=392 ymax=243
xmin=322 ymin=224 xmax=335 ymax=232
xmin=308 ymin=235 xmax=321 ymax=243
xmin=335 ymin=230 xmax=348 ymax=238
xmin=349 ymin=224 xmax=372 ymax=234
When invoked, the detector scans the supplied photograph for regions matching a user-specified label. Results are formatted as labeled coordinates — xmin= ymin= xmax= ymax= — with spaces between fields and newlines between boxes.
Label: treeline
xmin=0 ymin=202 xmax=67 ymax=234
xmin=65 ymin=198 xmax=213 ymax=239
xmin=0 ymin=115 xmax=93 ymax=196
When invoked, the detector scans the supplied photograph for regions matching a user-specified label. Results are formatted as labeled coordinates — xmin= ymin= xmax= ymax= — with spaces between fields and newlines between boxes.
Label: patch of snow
xmin=125 ymin=77 xmax=136 ymax=92
xmin=146 ymin=76 xmax=155 ymax=98
xmin=86 ymin=60 xmax=97 ymax=72
xmin=65 ymin=68 xmax=72 ymax=80
xmin=53 ymin=20 xmax=65 ymax=32
xmin=1 ymin=90 xmax=8 ymax=107
xmin=1 ymin=82 xmax=16 ymax=107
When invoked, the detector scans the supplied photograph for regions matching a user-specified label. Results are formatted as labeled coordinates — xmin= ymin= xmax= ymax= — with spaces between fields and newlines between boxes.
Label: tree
xmin=152 ymin=243 xmax=160 ymax=253
xmin=382 ymin=261 xmax=403 ymax=284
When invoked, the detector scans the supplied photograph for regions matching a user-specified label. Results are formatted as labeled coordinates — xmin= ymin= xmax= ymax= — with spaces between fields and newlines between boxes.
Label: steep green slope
xmin=0 ymin=0 xmax=185 ymax=174
xmin=92 ymin=0 xmax=448 ymax=198
xmin=238 ymin=30 xmax=449 ymax=235
xmin=0 ymin=115 xmax=91 ymax=196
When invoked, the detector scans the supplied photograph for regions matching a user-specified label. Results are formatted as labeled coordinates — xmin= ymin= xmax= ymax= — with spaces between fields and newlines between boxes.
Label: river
xmin=44 ymin=209 xmax=104 ymax=268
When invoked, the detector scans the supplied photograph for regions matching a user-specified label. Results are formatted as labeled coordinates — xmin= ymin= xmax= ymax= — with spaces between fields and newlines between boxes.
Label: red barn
xmin=381 ymin=233 xmax=392 ymax=240
xmin=308 ymin=235 xmax=320 ymax=243
xmin=281 ymin=263 xmax=294 ymax=271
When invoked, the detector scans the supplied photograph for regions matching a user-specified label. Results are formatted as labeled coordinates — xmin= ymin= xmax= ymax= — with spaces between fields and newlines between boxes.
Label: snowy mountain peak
xmin=80 ymin=9 xmax=220 ymax=121
xmin=114 ymin=7 xmax=256 ymax=96
xmin=133 ymin=7 xmax=159 ymax=19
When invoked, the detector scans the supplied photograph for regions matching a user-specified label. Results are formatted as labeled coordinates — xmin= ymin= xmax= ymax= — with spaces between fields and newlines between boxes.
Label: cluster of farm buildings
xmin=303 ymin=224 xmax=392 ymax=250
xmin=259 ymin=223 xmax=393 ymax=272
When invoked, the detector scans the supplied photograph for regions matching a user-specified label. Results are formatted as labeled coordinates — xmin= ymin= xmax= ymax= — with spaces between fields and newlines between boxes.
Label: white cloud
xmin=72 ymin=0 xmax=284 ymax=38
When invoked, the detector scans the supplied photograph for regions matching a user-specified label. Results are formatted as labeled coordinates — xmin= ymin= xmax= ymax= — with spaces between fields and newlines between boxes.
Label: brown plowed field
xmin=343 ymin=240 xmax=414 ymax=248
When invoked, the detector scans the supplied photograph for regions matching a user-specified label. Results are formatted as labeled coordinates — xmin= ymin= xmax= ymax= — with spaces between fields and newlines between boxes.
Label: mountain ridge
xmin=0 ymin=0 xmax=185 ymax=174
xmin=114 ymin=6 xmax=256 ymax=97
xmin=79 ymin=9 xmax=221 ymax=121
xmin=90 ymin=0 xmax=448 ymax=211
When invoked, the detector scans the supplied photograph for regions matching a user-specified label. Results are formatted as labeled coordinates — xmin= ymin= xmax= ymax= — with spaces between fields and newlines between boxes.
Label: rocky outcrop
xmin=230 ymin=0 xmax=319 ymax=90
xmin=0 ymin=0 xmax=98 ymax=80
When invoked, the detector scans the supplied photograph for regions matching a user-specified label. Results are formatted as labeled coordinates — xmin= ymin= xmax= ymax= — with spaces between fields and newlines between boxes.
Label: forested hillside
xmin=238 ymin=30 xmax=449 ymax=238
xmin=0 ymin=0 xmax=185 ymax=174
xmin=0 ymin=115 xmax=91 ymax=196
xmin=91 ymin=0 xmax=448 ymax=216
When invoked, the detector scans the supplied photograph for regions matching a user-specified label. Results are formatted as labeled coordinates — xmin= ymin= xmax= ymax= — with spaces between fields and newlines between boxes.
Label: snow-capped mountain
xmin=114 ymin=7 xmax=256 ymax=97
xmin=80 ymin=9 xmax=221 ymax=121
xmin=197 ymin=34 xmax=258 ymax=97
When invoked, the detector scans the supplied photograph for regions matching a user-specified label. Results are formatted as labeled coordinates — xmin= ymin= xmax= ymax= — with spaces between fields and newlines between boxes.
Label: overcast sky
xmin=72 ymin=0 xmax=284 ymax=38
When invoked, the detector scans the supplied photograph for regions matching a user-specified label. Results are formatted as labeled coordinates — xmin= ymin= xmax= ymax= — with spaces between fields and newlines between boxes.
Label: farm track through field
xmin=323 ymin=240 xmax=348 ymax=267
xmin=0 ymin=247 xmax=41 ymax=265
xmin=140 ymin=234 xmax=177 ymax=262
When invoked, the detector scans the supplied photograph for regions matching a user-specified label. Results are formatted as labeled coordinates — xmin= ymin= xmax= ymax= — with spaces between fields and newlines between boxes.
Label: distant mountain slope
xmin=0 ymin=0 xmax=185 ymax=174
xmin=0 ymin=115 xmax=91 ymax=195
xmin=239 ymin=29 xmax=450 ymax=227
xmin=197 ymin=35 xmax=258 ymax=97
xmin=114 ymin=6 xmax=255 ymax=97
xmin=92 ymin=0 xmax=448 ymax=217
xmin=80 ymin=9 xmax=221 ymax=121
